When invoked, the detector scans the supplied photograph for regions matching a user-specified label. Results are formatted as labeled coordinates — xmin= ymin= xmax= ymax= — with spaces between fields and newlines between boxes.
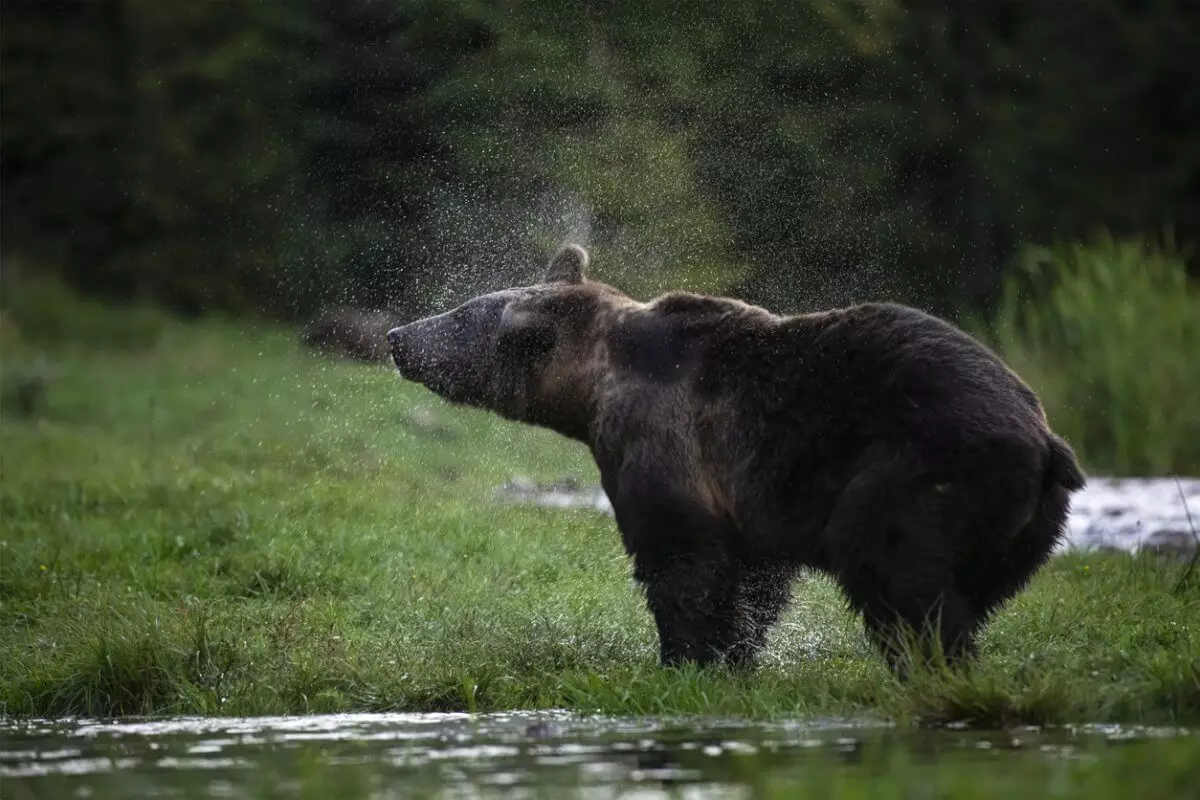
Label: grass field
xmin=1 ymin=296 xmax=1198 ymax=725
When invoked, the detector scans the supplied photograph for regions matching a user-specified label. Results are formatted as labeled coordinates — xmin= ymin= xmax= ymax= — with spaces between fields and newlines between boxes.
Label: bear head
xmin=387 ymin=244 xmax=626 ymax=440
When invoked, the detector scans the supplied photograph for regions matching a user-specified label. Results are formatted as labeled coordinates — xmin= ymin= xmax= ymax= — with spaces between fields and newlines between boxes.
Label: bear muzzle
xmin=387 ymin=319 xmax=465 ymax=400
xmin=387 ymin=324 xmax=423 ymax=377
xmin=387 ymin=305 xmax=503 ymax=408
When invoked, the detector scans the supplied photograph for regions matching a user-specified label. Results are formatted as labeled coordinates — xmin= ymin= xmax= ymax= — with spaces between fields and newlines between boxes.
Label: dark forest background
xmin=3 ymin=0 xmax=1198 ymax=321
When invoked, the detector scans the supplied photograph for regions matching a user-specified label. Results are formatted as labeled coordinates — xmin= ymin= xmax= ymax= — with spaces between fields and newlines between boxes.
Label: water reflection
xmin=0 ymin=712 xmax=1195 ymax=798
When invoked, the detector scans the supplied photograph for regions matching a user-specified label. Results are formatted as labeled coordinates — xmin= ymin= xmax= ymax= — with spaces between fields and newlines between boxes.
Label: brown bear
xmin=386 ymin=244 xmax=1085 ymax=673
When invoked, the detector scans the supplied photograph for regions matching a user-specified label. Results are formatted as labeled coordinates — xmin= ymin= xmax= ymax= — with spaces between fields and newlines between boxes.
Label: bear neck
xmin=526 ymin=338 xmax=611 ymax=446
xmin=525 ymin=294 xmax=638 ymax=446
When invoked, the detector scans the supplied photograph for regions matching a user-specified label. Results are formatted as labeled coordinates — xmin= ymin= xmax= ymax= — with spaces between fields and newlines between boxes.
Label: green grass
xmin=1 ymin=287 xmax=1198 ymax=725
xmin=977 ymin=233 xmax=1200 ymax=476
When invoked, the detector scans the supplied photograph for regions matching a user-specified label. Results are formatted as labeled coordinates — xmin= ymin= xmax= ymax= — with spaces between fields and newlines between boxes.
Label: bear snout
xmin=387 ymin=325 xmax=420 ymax=375
xmin=387 ymin=324 xmax=423 ymax=362
xmin=387 ymin=320 xmax=451 ymax=386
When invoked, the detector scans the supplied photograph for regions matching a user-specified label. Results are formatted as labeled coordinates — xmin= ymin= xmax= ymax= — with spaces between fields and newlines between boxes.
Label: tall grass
xmin=980 ymin=234 xmax=1200 ymax=476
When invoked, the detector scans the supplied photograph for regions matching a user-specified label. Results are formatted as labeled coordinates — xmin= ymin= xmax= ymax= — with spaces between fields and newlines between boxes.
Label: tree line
xmin=3 ymin=0 xmax=1197 ymax=320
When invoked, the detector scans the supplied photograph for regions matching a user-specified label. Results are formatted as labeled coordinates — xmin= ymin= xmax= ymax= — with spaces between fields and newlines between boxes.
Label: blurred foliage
xmin=978 ymin=234 xmax=1200 ymax=476
xmin=2 ymin=0 xmax=1198 ymax=318
xmin=0 ymin=270 xmax=166 ymax=352
xmin=0 ymin=0 xmax=303 ymax=314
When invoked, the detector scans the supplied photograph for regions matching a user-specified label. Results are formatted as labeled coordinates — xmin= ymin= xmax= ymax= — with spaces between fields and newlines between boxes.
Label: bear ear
xmin=545 ymin=243 xmax=588 ymax=284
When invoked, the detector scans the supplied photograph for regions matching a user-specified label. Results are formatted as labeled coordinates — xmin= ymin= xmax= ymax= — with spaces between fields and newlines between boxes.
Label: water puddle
xmin=497 ymin=476 xmax=1200 ymax=557
xmin=1 ymin=713 xmax=1195 ymax=798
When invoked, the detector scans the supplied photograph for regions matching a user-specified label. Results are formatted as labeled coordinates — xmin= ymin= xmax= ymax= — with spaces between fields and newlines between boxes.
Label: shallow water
xmin=2 ymin=712 xmax=1196 ymax=798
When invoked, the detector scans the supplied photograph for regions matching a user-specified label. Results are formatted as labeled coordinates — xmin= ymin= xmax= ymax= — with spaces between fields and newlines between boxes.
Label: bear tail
xmin=1005 ymin=432 xmax=1085 ymax=570
xmin=1045 ymin=433 xmax=1085 ymax=493
xmin=976 ymin=433 xmax=1085 ymax=611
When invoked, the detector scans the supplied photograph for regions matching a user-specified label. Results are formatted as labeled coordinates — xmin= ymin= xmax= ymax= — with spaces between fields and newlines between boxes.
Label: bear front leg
xmin=725 ymin=564 xmax=798 ymax=667
xmin=606 ymin=461 xmax=740 ymax=668
xmin=634 ymin=549 xmax=739 ymax=667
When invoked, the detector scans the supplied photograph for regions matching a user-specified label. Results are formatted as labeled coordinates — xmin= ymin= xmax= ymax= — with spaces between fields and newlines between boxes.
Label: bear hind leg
xmin=844 ymin=568 xmax=978 ymax=676
xmin=823 ymin=452 xmax=982 ymax=675
xmin=955 ymin=477 xmax=1065 ymax=625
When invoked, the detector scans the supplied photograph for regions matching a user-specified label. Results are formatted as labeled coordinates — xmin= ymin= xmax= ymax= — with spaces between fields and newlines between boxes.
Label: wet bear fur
xmin=386 ymin=244 xmax=1086 ymax=673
